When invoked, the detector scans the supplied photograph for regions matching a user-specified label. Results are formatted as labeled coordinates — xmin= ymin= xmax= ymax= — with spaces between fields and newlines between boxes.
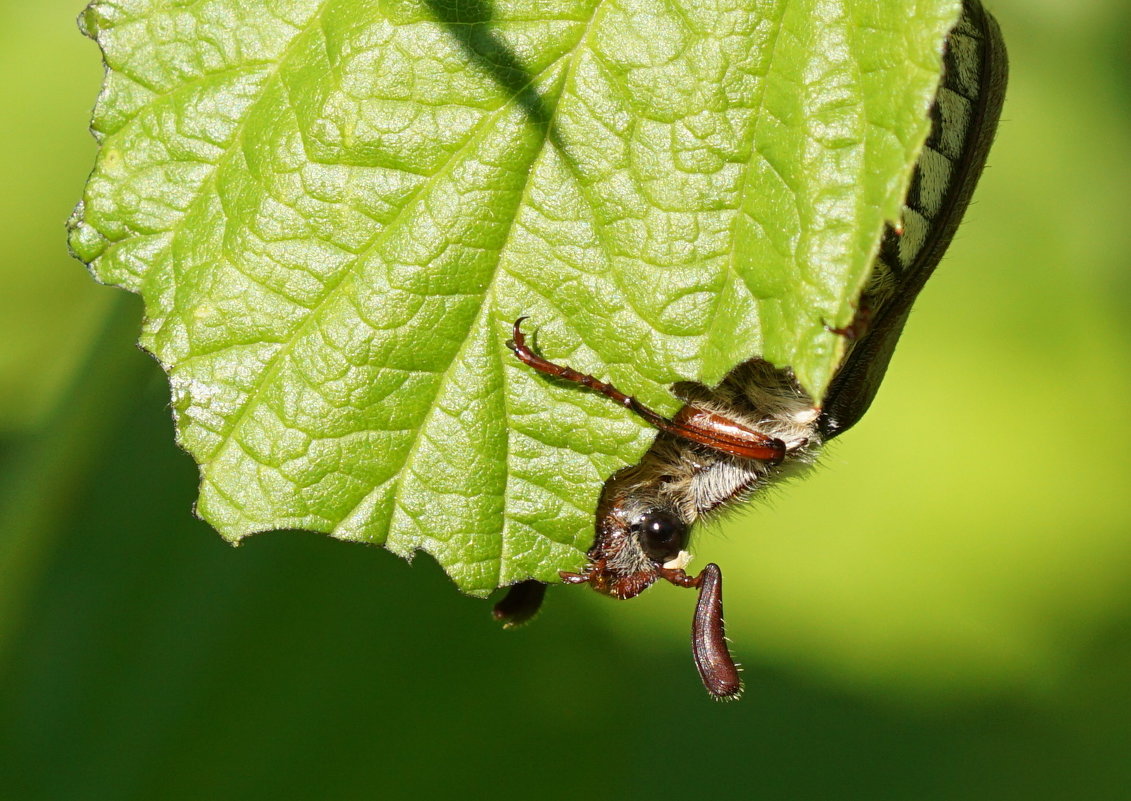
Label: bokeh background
xmin=3 ymin=1 xmax=1129 ymax=798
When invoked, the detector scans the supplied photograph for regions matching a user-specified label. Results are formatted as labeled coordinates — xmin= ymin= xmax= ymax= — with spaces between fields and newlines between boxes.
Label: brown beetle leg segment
xmin=670 ymin=407 xmax=785 ymax=464
xmin=508 ymin=318 xmax=784 ymax=463
xmin=824 ymin=300 xmax=874 ymax=342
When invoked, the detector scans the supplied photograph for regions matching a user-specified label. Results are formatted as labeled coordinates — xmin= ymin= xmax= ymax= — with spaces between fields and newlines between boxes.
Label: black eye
xmin=631 ymin=510 xmax=689 ymax=563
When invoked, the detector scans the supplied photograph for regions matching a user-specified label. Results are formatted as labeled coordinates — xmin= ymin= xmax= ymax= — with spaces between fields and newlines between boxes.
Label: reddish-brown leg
xmin=507 ymin=318 xmax=784 ymax=462
xmin=507 ymin=317 xmax=668 ymax=427
xmin=825 ymin=301 xmax=874 ymax=342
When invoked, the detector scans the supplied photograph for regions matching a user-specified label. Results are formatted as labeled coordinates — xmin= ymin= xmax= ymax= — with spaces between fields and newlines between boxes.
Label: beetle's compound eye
xmin=631 ymin=510 xmax=689 ymax=563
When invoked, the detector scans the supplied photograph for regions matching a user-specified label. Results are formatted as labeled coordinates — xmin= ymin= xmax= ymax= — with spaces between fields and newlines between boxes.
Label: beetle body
xmin=498 ymin=0 xmax=1008 ymax=701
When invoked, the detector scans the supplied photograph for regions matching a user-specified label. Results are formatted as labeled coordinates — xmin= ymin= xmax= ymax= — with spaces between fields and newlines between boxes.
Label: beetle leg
xmin=508 ymin=318 xmax=783 ymax=463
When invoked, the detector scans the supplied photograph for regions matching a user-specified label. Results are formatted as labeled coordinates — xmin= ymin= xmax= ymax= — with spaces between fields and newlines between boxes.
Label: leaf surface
xmin=70 ymin=0 xmax=960 ymax=594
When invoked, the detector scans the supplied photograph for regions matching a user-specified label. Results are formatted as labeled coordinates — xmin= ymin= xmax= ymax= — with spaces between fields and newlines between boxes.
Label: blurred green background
xmin=3 ymin=1 xmax=1130 ymax=798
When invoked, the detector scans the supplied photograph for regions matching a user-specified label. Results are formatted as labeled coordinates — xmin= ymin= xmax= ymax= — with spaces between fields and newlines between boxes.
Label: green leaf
xmin=70 ymin=0 xmax=960 ymax=595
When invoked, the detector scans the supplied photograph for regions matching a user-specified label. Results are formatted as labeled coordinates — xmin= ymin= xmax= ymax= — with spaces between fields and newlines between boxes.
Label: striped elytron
xmin=499 ymin=0 xmax=1009 ymax=700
